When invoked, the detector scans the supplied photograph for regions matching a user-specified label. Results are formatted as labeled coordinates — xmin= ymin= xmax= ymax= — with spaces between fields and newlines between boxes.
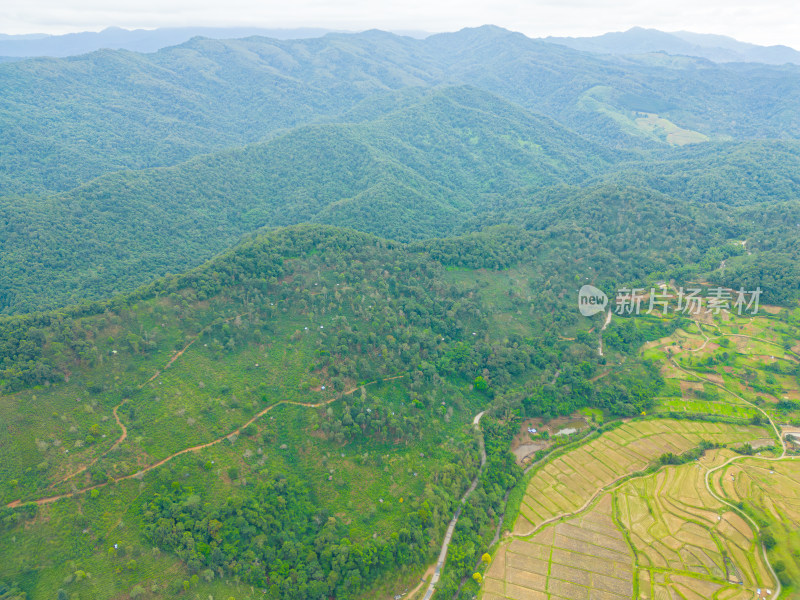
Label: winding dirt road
xmin=410 ymin=410 xmax=486 ymax=600
xmin=6 ymin=333 xmax=407 ymax=509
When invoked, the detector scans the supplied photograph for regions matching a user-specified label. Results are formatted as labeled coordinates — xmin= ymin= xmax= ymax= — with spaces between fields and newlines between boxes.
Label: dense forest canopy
xmin=1 ymin=82 xmax=799 ymax=313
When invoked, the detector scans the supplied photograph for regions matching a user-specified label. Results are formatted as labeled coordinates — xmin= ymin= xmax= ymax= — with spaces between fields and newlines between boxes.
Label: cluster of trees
xmin=0 ymin=311 xmax=106 ymax=392
xmin=521 ymin=360 xmax=663 ymax=419
xmin=143 ymin=475 xmax=439 ymax=599
xmin=603 ymin=315 xmax=689 ymax=354
xmin=318 ymin=393 xmax=424 ymax=445
xmin=657 ymin=440 xmax=721 ymax=466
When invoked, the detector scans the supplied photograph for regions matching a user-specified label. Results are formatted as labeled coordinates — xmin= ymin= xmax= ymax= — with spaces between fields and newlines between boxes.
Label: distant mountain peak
xmin=545 ymin=27 xmax=800 ymax=65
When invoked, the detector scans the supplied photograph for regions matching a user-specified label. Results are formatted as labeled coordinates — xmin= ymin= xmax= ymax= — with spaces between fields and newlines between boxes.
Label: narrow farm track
xmin=6 ymin=324 xmax=407 ymax=509
xmin=143 ymin=338 xmax=197 ymax=384
xmin=598 ymin=309 xmax=612 ymax=356
xmin=688 ymin=319 xmax=711 ymax=352
xmin=46 ymin=399 xmax=130 ymax=490
xmin=417 ymin=410 xmax=487 ymax=600
xmin=730 ymin=333 xmax=800 ymax=363
xmin=7 ymin=378 xmax=405 ymax=508
xmin=44 ymin=316 xmax=243 ymax=489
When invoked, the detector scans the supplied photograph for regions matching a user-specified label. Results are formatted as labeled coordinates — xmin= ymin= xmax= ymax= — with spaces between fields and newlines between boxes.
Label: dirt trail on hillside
xmin=7 ymin=374 xmax=406 ymax=508
xmin=420 ymin=411 xmax=486 ymax=600
xmin=43 ymin=316 xmax=246 ymax=489
xmin=47 ymin=400 xmax=130 ymax=490
xmin=144 ymin=338 xmax=197 ymax=384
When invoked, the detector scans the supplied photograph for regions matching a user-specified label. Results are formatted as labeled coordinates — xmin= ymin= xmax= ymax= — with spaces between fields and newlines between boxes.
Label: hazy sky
xmin=2 ymin=0 xmax=799 ymax=48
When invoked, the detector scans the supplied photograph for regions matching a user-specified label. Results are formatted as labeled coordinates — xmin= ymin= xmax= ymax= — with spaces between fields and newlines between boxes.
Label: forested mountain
xmin=599 ymin=140 xmax=800 ymax=205
xmin=0 ymin=31 xmax=441 ymax=194
xmin=0 ymin=225 xmax=663 ymax=599
xmin=2 ymin=21 xmax=800 ymax=600
xmin=0 ymin=27 xmax=338 ymax=57
xmin=3 ymin=89 xmax=799 ymax=313
xmin=0 ymin=86 xmax=616 ymax=314
xmin=2 ymin=26 xmax=800 ymax=194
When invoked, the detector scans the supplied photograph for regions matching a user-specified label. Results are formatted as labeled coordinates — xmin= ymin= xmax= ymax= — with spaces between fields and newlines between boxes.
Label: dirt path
xmin=598 ymin=310 xmax=612 ymax=356
xmin=420 ymin=410 xmax=487 ymax=600
xmin=44 ymin=319 xmax=241 ymax=489
xmin=701 ymin=450 xmax=796 ymax=600
xmin=143 ymin=339 xmax=196 ymax=384
xmin=726 ymin=333 xmax=800 ymax=362
xmin=670 ymin=358 xmax=784 ymax=454
xmin=687 ymin=319 xmax=711 ymax=352
xmin=47 ymin=399 xmax=130 ymax=489
xmin=6 ymin=375 xmax=406 ymax=509
xmin=406 ymin=564 xmax=437 ymax=600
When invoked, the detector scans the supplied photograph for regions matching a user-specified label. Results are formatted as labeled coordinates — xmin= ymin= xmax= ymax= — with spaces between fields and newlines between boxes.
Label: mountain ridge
xmin=3 ymin=26 xmax=800 ymax=194
xmin=547 ymin=26 xmax=800 ymax=65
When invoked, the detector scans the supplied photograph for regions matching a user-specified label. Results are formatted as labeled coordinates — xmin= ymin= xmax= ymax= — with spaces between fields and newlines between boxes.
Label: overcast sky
xmin=2 ymin=0 xmax=799 ymax=49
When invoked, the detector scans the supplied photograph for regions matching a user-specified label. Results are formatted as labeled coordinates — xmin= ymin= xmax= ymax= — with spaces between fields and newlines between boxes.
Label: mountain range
xmin=547 ymin=26 xmax=800 ymax=65
xmin=0 ymin=26 xmax=431 ymax=58
xmin=2 ymin=22 xmax=800 ymax=600
xmin=1 ymin=26 xmax=799 ymax=315
xmin=2 ymin=24 xmax=798 ymax=66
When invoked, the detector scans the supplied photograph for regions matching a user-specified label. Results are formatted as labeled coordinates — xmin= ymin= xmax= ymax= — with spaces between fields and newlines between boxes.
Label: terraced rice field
xmin=657 ymin=398 xmax=760 ymax=419
xmin=619 ymin=449 xmax=775 ymax=599
xmin=719 ymin=459 xmax=800 ymax=526
xmin=483 ymin=310 xmax=800 ymax=600
xmin=514 ymin=419 xmax=769 ymax=535
xmin=484 ymin=494 xmax=633 ymax=600
xmin=716 ymin=458 xmax=800 ymax=591
xmin=487 ymin=446 xmax=778 ymax=600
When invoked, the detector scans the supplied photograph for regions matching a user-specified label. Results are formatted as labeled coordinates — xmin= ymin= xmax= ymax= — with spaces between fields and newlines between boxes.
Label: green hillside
xmin=2 ymin=27 xmax=799 ymax=194
xmin=2 ymin=23 xmax=800 ymax=600
xmin=0 ymin=224 xmax=664 ymax=599
xmin=0 ymin=87 xmax=613 ymax=315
